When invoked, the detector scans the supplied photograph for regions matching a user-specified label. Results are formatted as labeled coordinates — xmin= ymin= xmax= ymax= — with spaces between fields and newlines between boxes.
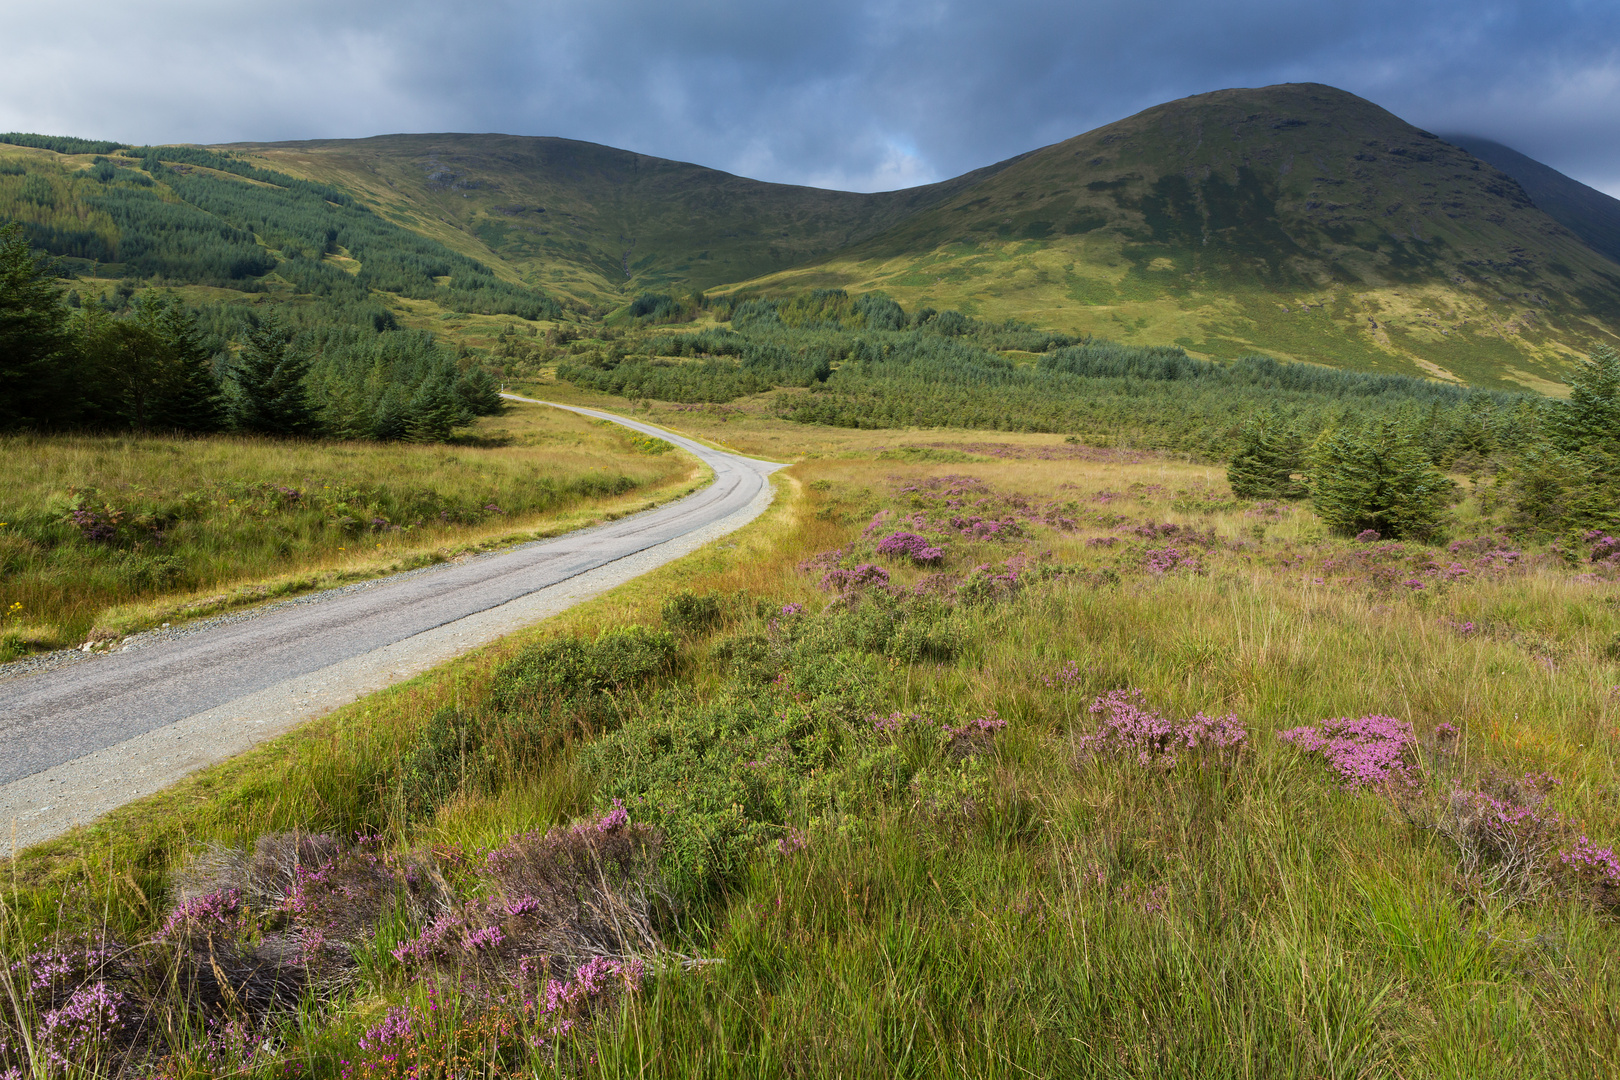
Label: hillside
xmin=6 ymin=83 xmax=1620 ymax=392
xmin=1444 ymin=134 xmax=1620 ymax=267
xmin=730 ymin=84 xmax=1620 ymax=390
xmin=226 ymin=133 xmax=1027 ymax=309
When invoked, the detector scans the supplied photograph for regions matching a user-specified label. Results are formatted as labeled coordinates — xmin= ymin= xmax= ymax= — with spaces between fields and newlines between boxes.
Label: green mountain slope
xmin=226 ymin=134 xmax=1027 ymax=309
xmin=6 ymin=84 xmax=1619 ymax=392
xmin=732 ymin=84 xmax=1620 ymax=390
xmin=1443 ymin=134 xmax=1620 ymax=267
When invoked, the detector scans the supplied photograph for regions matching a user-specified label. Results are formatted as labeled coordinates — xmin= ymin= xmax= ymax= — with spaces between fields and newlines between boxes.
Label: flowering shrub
xmin=875 ymin=531 xmax=945 ymax=565
xmin=36 ymin=983 xmax=127 ymax=1074
xmin=1277 ymin=714 xmax=1418 ymax=789
xmin=158 ymin=888 xmax=246 ymax=940
xmin=955 ymin=558 xmax=1028 ymax=604
xmin=820 ymin=563 xmax=890 ymax=595
xmin=1559 ymin=837 xmax=1620 ymax=899
xmin=1142 ymin=547 xmax=1200 ymax=574
xmin=1075 ymin=689 xmax=1246 ymax=768
xmin=870 ymin=709 xmax=1008 ymax=758
xmin=1585 ymin=530 xmax=1620 ymax=564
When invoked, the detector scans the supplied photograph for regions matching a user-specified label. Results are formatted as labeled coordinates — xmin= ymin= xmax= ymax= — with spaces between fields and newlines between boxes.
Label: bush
xmin=661 ymin=590 xmax=722 ymax=634
xmin=1306 ymin=421 xmax=1452 ymax=540
xmin=488 ymin=625 xmax=676 ymax=713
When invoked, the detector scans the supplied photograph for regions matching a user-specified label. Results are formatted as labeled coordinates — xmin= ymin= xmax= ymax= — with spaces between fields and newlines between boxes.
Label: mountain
xmin=222 ymin=133 xmax=1028 ymax=309
xmin=4 ymin=83 xmax=1619 ymax=392
xmin=1443 ymin=135 xmax=1620 ymax=267
xmin=728 ymin=84 xmax=1620 ymax=390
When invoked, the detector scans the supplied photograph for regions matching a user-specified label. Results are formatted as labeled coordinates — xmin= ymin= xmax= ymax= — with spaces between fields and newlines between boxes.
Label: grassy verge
xmin=5 ymin=432 xmax=1619 ymax=1078
xmin=0 ymin=400 xmax=699 ymax=656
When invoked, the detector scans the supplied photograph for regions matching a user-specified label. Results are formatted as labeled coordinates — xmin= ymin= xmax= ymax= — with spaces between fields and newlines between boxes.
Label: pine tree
xmin=405 ymin=370 xmax=472 ymax=442
xmin=456 ymin=365 xmax=503 ymax=415
xmin=125 ymin=292 xmax=223 ymax=431
xmin=1226 ymin=414 xmax=1305 ymax=499
xmin=229 ymin=313 xmax=315 ymax=435
xmin=0 ymin=221 xmax=80 ymax=427
xmin=1550 ymin=345 xmax=1620 ymax=452
xmin=1306 ymin=420 xmax=1453 ymax=539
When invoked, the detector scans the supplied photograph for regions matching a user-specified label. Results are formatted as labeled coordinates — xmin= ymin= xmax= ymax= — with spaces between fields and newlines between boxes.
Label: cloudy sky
xmin=3 ymin=0 xmax=1618 ymax=196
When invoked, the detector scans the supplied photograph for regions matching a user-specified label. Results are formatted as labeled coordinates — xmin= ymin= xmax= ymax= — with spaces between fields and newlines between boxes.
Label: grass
xmin=4 ymin=418 xmax=1620 ymax=1077
xmin=0 ymin=400 xmax=699 ymax=656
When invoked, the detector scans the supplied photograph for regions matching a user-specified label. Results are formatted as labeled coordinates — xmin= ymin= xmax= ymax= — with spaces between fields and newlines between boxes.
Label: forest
xmin=0 ymin=137 xmax=561 ymax=322
xmin=557 ymin=288 xmax=1620 ymax=541
xmin=0 ymin=222 xmax=502 ymax=441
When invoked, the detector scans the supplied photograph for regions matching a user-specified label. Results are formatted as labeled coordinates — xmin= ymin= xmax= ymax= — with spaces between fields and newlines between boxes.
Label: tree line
xmin=557 ymin=287 xmax=1620 ymax=540
xmin=1 ymin=222 xmax=500 ymax=440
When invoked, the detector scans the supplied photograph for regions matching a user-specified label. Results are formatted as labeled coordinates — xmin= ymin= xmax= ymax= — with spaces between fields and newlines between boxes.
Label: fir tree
xmin=456 ymin=365 xmax=503 ymax=415
xmin=405 ymin=370 xmax=472 ymax=442
xmin=1306 ymin=420 xmax=1452 ymax=539
xmin=229 ymin=312 xmax=315 ymax=435
xmin=1550 ymin=346 xmax=1620 ymax=452
xmin=0 ymin=221 xmax=80 ymax=427
xmin=137 ymin=292 xmax=224 ymax=431
xmin=1226 ymin=414 xmax=1305 ymax=499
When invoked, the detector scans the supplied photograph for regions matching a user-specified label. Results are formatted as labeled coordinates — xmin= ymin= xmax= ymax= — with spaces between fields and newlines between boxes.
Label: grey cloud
xmin=1 ymin=1 xmax=1617 ymax=196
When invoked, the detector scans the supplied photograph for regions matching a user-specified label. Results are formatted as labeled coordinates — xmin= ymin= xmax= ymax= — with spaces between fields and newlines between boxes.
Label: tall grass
xmin=5 ymin=440 xmax=1619 ymax=1077
xmin=0 ymin=403 xmax=694 ymax=653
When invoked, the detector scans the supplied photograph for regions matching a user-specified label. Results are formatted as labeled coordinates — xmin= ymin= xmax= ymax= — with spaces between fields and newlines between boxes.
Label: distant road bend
xmin=0 ymin=400 xmax=783 ymax=850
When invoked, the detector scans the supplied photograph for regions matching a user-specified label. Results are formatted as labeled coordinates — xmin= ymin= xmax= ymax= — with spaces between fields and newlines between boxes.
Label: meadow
xmin=0 ymin=402 xmax=696 ymax=657
xmin=4 ymin=413 xmax=1618 ymax=1078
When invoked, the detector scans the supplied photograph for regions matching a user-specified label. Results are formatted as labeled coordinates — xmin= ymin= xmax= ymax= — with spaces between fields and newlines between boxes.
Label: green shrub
xmin=661 ymin=589 xmax=723 ymax=634
xmin=488 ymin=625 xmax=677 ymax=712
xmin=1306 ymin=421 xmax=1453 ymax=539
xmin=398 ymin=706 xmax=492 ymax=818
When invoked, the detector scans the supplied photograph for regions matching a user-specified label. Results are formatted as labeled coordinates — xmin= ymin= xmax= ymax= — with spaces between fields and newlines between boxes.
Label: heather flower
xmin=1142 ymin=547 xmax=1200 ymax=574
xmin=875 ymin=531 xmax=945 ymax=565
xmin=597 ymin=798 xmax=629 ymax=832
xmin=37 ymin=982 xmax=126 ymax=1070
xmin=1077 ymin=689 xmax=1245 ymax=768
xmin=1041 ymin=660 xmax=1083 ymax=690
xmin=158 ymin=888 xmax=246 ymax=940
xmin=1278 ymin=715 xmax=1418 ymax=789
xmin=505 ymin=896 xmax=543 ymax=918
xmin=1402 ymin=578 xmax=1426 ymax=591
xmin=1559 ymin=837 xmax=1620 ymax=887
xmin=820 ymin=562 xmax=890 ymax=594
xmin=1356 ymin=529 xmax=1381 ymax=542
xmin=358 ymin=1006 xmax=413 ymax=1052
xmin=780 ymin=603 xmax=805 ymax=616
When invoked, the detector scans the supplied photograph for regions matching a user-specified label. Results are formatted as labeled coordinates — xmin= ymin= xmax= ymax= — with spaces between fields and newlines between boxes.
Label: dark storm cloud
xmin=3 ymin=1 xmax=1618 ymax=195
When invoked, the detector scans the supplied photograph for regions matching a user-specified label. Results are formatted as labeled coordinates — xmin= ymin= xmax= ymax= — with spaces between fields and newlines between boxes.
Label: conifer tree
xmin=1226 ymin=414 xmax=1305 ymax=499
xmin=405 ymin=369 xmax=472 ymax=442
xmin=137 ymin=292 xmax=223 ymax=431
xmin=0 ymin=221 xmax=80 ymax=427
xmin=1306 ymin=420 xmax=1452 ymax=539
xmin=456 ymin=365 xmax=503 ymax=415
xmin=229 ymin=312 xmax=315 ymax=435
xmin=1550 ymin=345 xmax=1620 ymax=452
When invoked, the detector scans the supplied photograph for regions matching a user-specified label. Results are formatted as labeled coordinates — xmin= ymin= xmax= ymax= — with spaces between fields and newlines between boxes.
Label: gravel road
xmin=0 ymin=400 xmax=783 ymax=851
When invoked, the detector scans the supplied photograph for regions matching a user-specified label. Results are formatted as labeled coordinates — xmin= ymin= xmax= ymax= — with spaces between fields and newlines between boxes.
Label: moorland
xmin=3 ymin=79 xmax=1620 ymax=1078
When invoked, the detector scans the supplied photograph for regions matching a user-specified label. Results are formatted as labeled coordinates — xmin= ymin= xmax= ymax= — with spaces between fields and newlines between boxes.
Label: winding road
xmin=0 ymin=400 xmax=783 ymax=851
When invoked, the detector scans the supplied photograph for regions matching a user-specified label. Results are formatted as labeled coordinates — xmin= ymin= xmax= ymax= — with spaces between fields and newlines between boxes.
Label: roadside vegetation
xmin=0 ymin=401 xmax=692 ymax=658
xmin=5 ymin=417 xmax=1619 ymax=1077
